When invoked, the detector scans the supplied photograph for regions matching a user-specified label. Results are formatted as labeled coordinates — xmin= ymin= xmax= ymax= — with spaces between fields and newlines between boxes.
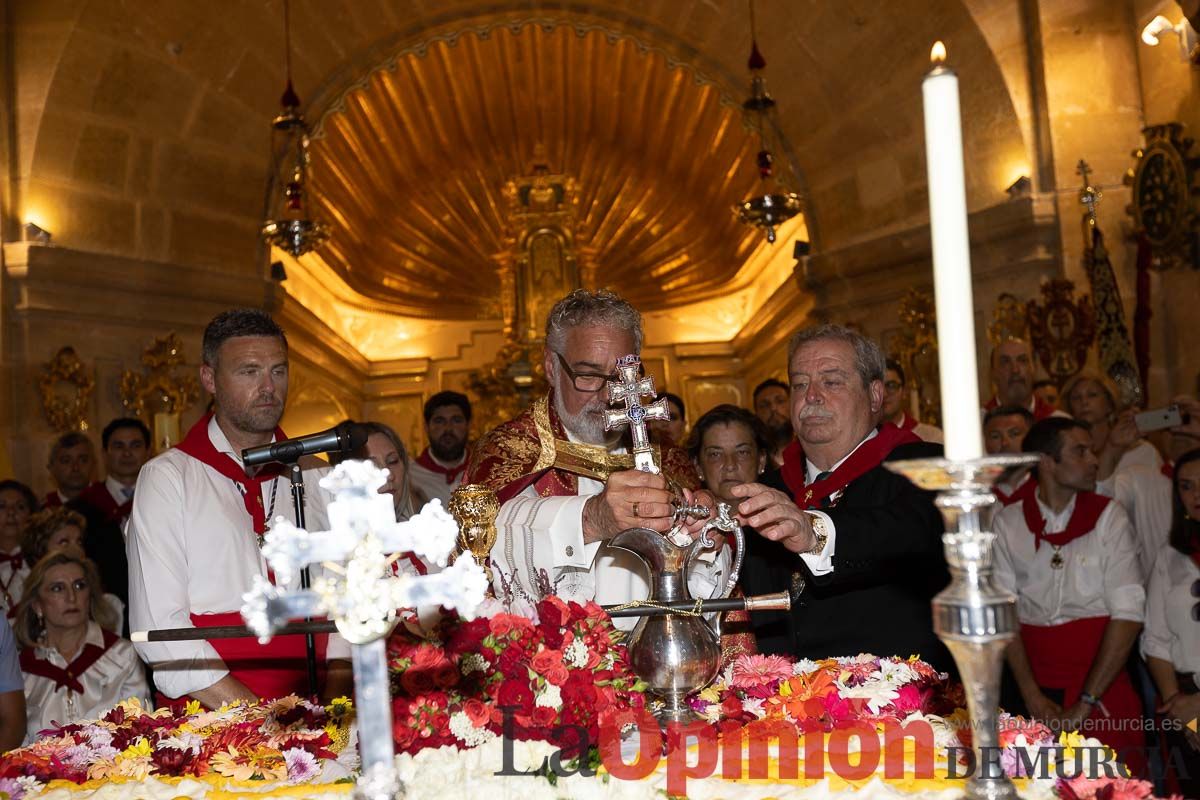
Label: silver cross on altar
xmin=240 ymin=460 xmax=489 ymax=800
xmin=604 ymin=354 xmax=670 ymax=473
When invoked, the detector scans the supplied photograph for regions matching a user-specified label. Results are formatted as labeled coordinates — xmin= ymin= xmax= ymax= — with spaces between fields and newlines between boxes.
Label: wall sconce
xmin=1005 ymin=175 xmax=1032 ymax=199
xmin=1142 ymin=15 xmax=1199 ymax=63
xmin=23 ymin=221 xmax=51 ymax=245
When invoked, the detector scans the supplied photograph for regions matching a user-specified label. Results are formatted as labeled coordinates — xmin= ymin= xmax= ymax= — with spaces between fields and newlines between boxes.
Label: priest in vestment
xmin=466 ymin=290 xmax=731 ymax=630
xmin=734 ymin=325 xmax=953 ymax=672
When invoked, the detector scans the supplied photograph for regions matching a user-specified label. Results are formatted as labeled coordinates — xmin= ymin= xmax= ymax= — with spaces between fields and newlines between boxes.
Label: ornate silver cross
xmin=603 ymin=354 xmax=670 ymax=473
xmin=240 ymin=460 xmax=489 ymax=800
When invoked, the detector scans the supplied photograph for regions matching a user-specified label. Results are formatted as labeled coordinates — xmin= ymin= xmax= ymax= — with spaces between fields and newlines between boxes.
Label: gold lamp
xmin=735 ymin=0 xmax=802 ymax=244
xmin=261 ymin=0 xmax=328 ymax=257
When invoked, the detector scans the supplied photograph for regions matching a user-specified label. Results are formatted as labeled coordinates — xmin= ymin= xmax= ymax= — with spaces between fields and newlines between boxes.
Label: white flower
xmin=157 ymin=732 xmax=202 ymax=755
xmin=837 ymin=677 xmax=900 ymax=714
xmin=460 ymin=652 xmax=487 ymax=675
xmin=791 ymin=658 xmax=821 ymax=675
xmin=701 ymin=703 xmax=724 ymax=724
xmin=535 ymin=683 xmax=563 ymax=710
xmin=878 ymin=659 xmax=917 ymax=685
xmin=563 ymin=638 xmax=589 ymax=669
xmin=448 ymin=711 xmax=496 ymax=748
xmin=741 ymin=698 xmax=768 ymax=719
xmin=601 ymin=651 xmax=616 ymax=670
xmin=16 ymin=775 xmax=44 ymax=794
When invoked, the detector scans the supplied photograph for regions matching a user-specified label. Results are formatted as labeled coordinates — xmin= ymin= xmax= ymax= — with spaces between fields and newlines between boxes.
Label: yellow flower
xmin=121 ymin=737 xmax=152 ymax=759
xmin=185 ymin=699 xmax=202 ymax=715
xmin=697 ymin=686 xmax=721 ymax=703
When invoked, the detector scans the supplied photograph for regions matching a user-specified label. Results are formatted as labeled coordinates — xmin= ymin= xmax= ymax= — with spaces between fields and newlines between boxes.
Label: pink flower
xmin=282 ymin=748 xmax=320 ymax=783
xmin=891 ymin=684 xmax=923 ymax=714
xmin=1061 ymin=775 xmax=1157 ymax=800
xmin=731 ymin=654 xmax=792 ymax=692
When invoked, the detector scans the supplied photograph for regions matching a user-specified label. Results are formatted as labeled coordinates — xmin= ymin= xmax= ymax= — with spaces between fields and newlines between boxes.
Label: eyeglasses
xmin=1192 ymin=579 xmax=1200 ymax=623
xmin=553 ymin=352 xmax=632 ymax=393
xmin=883 ymin=380 xmax=903 ymax=392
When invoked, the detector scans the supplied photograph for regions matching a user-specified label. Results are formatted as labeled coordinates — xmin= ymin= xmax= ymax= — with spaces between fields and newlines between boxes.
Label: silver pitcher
xmin=610 ymin=503 xmax=744 ymax=724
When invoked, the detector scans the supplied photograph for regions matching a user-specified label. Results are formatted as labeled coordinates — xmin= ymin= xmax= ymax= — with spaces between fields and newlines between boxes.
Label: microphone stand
xmin=286 ymin=461 xmax=319 ymax=698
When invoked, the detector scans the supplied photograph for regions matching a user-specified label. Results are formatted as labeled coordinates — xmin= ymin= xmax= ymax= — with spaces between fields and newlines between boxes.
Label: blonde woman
xmin=14 ymin=552 xmax=147 ymax=743
xmin=22 ymin=507 xmax=125 ymax=633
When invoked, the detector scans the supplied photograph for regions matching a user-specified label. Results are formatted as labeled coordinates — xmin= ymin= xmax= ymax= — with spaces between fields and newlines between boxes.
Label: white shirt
xmin=1141 ymin=546 xmax=1200 ymax=676
xmin=1097 ymin=465 xmax=1172 ymax=582
xmin=0 ymin=551 xmax=28 ymax=620
xmin=126 ymin=417 xmax=334 ymax=698
xmin=798 ymin=429 xmax=879 ymax=577
xmin=993 ymin=494 xmax=1145 ymax=627
xmin=1115 ymin=440 xmax=1164 ymax=475
xmin=22 ymin=621 xmax=149 ymax=744
xmin=408 ymin=453 xmax=466 ymax=508
xmin=894 ymin=414 xmax=944 ymax=445
xmin=490 ymin=462 xmax=729 ymax=632
xmin=104 ymin=475 xmax=135 ymax=507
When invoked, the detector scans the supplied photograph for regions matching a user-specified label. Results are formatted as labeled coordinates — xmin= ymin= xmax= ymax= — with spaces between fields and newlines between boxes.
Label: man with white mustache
xmin=466 ymin=290 xmax=728 ymax=626
xmin=734 ymin=324 xmax=953 ymax=671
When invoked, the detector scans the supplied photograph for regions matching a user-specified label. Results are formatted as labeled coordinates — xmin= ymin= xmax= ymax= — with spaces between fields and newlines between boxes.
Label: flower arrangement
xmin=387 ymin=595 xmax=647 ymax=757
xmin=0 ymin=695 xmax=354 ymax=791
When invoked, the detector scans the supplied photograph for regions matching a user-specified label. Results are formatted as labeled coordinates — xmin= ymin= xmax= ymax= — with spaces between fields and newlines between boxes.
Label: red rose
xmin=531 ymin=705 xmax=557 ymax=728
xmin=560 ymin=672 xmax=597 ymax=707
xmin=400 ymin=667 xmax=436 ymax=697
xmin=433 ymin=663 xmax=459 ymax=689
xmin=496 ymin=679 xmax=535 ymax=715
xmin=496 ymin=646 xmax=526 ymax=679
xmin=446 ymin=617 xmax=489 ymax=654
xmin=530 ymin=649 xmax=562 ymax=675
xmin=535 ymin=595 xmax=569 ymax=627
xmin=411 ymin=643 xmax=444 ymax=670
xmin=544 ymin=664 xmax=570 ymax=687
xmin=463 ymin=698 xmax=490 ymax=728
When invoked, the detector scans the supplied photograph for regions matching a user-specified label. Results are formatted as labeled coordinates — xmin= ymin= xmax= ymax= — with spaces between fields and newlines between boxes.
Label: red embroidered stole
xmin=466 ymin=393 xmax=699 ymax=504
xmin=175 ymin=413 xmax=286 ymax=535
xmin=780 ymin=426 xmax=921 ymax=509
xmin=1020 ymin=490 xmax=1110 ymax=551
xmin=414 ymin=448 xmax=469 ymax=486
xmin=20 ymin=629 xmax=118 ymax=694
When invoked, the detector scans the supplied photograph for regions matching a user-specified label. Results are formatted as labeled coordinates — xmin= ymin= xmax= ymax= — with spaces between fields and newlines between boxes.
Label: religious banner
xmin=1025 ymin=279 xmax=1096 ymax=390
xmin=1078 ymin=160 xmax=1140 ymax=407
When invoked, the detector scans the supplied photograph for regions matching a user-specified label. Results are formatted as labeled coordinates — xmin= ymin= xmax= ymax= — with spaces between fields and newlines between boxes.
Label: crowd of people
xmin=0 ymin=297 xmax=1194 ymax=794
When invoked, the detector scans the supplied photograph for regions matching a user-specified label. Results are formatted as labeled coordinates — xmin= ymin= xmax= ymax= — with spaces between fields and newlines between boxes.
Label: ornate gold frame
xmin=39 ymin=347 xmax=95 ymax=433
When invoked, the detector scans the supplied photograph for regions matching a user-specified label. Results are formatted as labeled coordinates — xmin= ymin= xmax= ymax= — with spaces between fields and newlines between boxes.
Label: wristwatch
xmin=805 ymin=512 xmax=829 ymax=555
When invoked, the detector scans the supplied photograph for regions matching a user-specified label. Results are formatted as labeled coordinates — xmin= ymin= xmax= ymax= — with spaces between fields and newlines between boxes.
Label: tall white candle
xmin=922 ymin=42 xmax=983 ymax=461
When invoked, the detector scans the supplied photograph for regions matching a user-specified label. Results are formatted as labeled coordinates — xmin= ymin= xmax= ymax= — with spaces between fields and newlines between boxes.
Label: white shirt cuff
xmin=547 ymin=495 xmax=601 ymax=568
xmin=798 ymin=510 xmax=836 ymax=576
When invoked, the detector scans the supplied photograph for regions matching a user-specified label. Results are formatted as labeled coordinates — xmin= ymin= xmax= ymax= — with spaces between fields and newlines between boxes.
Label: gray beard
xmin=553 ymin=389 xmax=618 ymax=447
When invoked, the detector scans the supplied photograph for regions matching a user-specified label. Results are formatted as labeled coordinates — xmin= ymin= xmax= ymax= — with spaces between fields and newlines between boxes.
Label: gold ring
xmin=632 ymin=501 xmax=640 ymax=518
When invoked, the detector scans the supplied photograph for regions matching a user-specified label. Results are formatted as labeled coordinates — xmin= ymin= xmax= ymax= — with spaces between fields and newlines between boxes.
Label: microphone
xmin=242 ymin=421 xmax=368 ymax=467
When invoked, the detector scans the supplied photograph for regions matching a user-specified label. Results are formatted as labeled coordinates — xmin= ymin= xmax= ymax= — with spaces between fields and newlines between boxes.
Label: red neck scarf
xmin=780 ymin=425 xmax=921 ymax=509
xmin=984 ymin=395 xmax=1058 ymax=421
xmin=415 ymin=448 xmax=469 ymax=485
xmin=20 ymin=629 xmax=118 ymax=694
xmin=892 ymin=414 xmax=919 ymax=432
xmin=175 ymin=413 xmax=286 ymax=535
xmin=1021 ymin=490 xmax=1110 ymax=551
xmin=993 ymin=474 xmax=1035 ymax=506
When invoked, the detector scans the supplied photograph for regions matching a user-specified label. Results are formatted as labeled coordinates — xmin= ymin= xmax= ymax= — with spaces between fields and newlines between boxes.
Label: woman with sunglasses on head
xmin=1142 ymin=446 xmax=1200 ymax=796
xmin=14 ymin=552 xmax=148 ymax=744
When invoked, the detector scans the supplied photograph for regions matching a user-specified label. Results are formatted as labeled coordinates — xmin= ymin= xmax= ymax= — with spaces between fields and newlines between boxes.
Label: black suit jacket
xmin=740 ymin=440 xmax=954 ymax=674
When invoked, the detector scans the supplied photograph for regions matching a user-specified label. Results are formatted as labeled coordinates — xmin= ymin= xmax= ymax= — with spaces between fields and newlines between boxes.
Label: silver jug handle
xmin=686 ymin=502 xmax=745 ymax=640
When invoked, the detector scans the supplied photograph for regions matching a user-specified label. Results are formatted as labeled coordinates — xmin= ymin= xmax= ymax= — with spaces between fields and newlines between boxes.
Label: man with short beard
xmin=408 ymin=391 xmax=472 ymax=507
xmin=126 ymin=309 xmax=334 ymax=708
xmin=984 ymin=338 xmax=1062 ymax=421
xmin=752 ymin=378 xmax=792 ymax=468
xmin=466 ymin=290 xmax=729 ymax=626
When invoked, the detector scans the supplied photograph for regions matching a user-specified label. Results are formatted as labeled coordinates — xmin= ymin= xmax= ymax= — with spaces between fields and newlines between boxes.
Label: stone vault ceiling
xmin=307 ymin=21 xmax=797 ymax=319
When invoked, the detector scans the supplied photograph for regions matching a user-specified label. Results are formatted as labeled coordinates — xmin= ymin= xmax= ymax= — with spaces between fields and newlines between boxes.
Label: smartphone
xmin=1134 ymin=405 xmax=1183 ymax=433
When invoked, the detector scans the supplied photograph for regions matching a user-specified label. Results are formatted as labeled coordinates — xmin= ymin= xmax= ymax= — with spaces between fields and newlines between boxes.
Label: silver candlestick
xmin=886 ymin=454 xmax=1037 ymax=800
